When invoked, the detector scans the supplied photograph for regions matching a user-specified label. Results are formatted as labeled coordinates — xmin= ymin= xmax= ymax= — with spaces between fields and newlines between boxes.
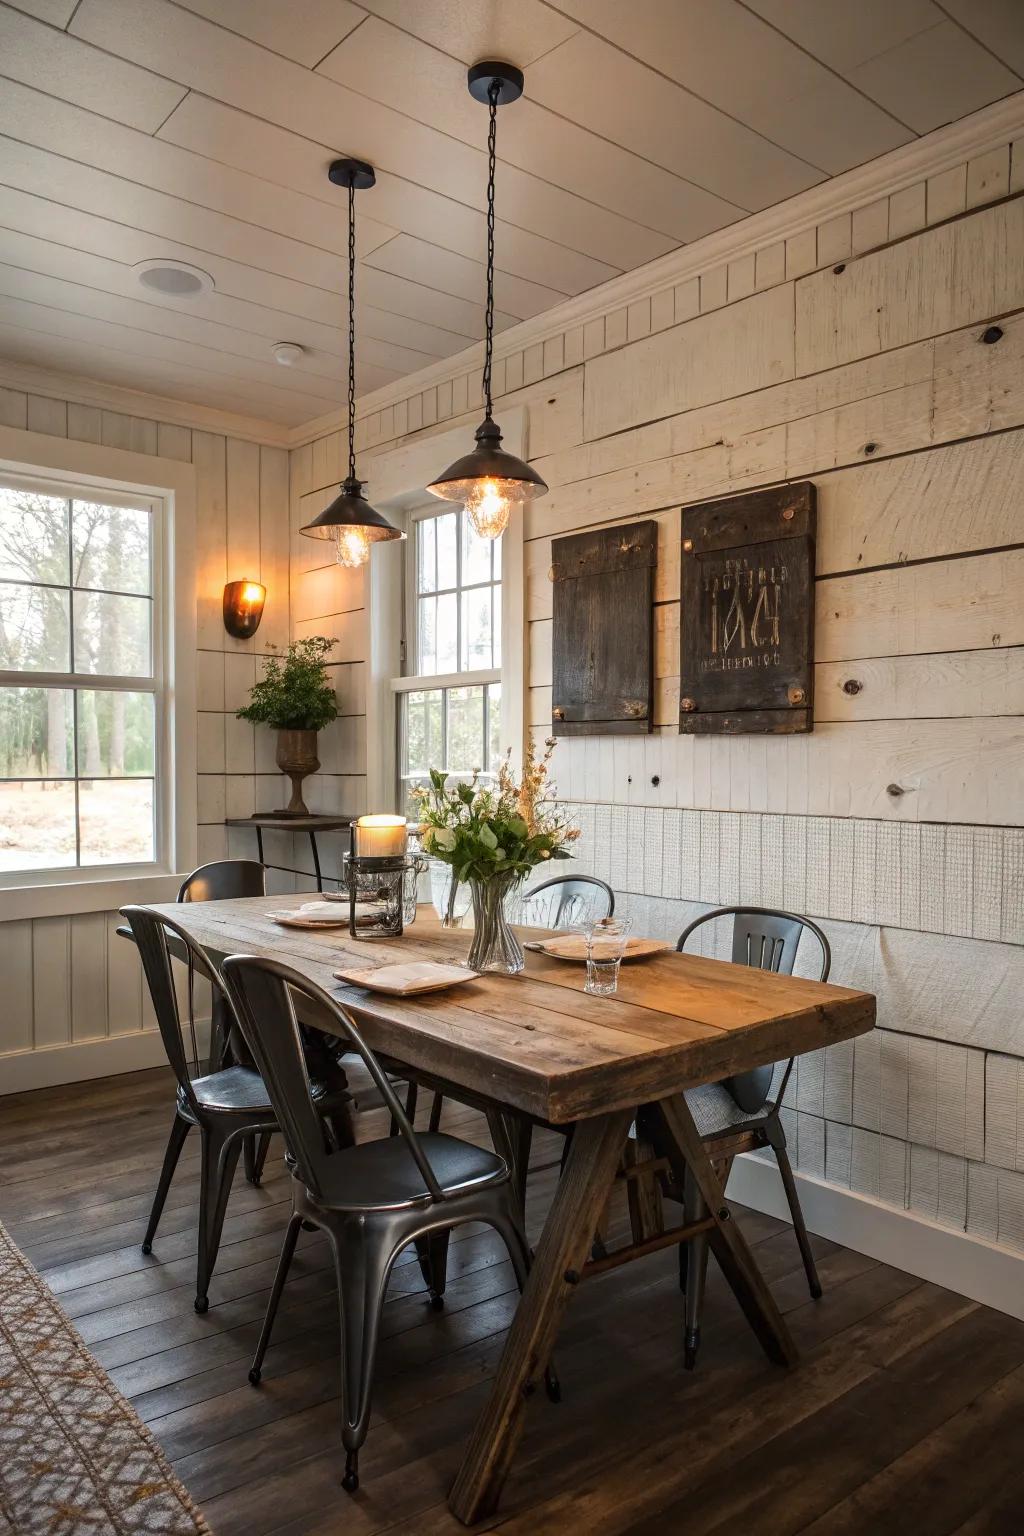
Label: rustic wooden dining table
xmin=148 ymin=892 xmax=875 ymax=1524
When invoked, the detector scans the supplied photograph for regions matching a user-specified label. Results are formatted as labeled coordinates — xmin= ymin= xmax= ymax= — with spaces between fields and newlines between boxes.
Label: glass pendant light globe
xmin=428 ymin=416 xmax=547 ymax=539
xmin=302 ymin=477 xmax=401 ymax=570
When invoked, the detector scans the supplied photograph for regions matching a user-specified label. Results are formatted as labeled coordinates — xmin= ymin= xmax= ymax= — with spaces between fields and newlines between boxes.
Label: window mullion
xmin=73 ymin=690 xmax=81 ymax=868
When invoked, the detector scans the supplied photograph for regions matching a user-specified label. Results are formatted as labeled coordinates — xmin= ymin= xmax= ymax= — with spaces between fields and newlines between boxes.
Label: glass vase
xmin=467 ymin=871 xmax=525 ymax=975
xmin=429 ymin=859 xmax=471 ymax=928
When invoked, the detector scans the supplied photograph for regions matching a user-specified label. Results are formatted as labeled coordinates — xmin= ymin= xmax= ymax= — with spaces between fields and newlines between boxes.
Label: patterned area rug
xmin=0 ymin=1219 xmax=211 ymax=1535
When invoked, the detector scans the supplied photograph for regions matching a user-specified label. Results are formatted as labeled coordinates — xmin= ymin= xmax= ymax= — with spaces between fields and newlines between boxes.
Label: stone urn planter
xmin=234 ymin=637 xmax=339 ymax=819
xmin=275 ymin=728 xmax=320 ymax=817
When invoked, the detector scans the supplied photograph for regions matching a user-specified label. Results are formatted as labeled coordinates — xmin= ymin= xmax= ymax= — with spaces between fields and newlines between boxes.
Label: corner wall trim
xmin=728 ymin=1154 xmax=1024 ymax=1324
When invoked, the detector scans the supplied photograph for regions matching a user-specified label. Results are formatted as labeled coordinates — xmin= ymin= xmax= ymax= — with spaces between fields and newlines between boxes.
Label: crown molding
xmin=0 ymin=357 xmax=291 ymax=447
xmin=287 ymin=88 xmax=1024 ymax=449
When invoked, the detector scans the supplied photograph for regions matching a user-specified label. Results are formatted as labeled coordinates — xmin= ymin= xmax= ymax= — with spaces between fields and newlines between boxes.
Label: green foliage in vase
xmin=412 ymin=738 xmax=579 ymax=885
xmin=236 ymin=636 xmax=339 ymax=732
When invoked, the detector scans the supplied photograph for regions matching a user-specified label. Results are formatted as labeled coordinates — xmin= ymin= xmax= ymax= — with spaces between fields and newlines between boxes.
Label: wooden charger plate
xmin=530 ymin=935 xmax=669 ymax=963
xmin=335 ymin=961 xmax=478 ymax=996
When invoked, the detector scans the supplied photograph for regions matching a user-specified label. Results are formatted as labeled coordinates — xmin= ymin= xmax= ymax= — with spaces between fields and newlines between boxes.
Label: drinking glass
xmin=583 ymin=917 xmax=632 ymax=996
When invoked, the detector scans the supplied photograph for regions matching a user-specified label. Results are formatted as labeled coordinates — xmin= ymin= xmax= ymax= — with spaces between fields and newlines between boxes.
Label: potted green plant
xmin=413 ymin=738 xmax=579 ymax=973
xmin=236 ymin=636 xmax=338 ymax=816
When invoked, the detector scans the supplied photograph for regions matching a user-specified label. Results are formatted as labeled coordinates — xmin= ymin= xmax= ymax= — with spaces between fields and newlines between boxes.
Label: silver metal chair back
xmin=122 ymin=904 xmax=278 ymax=1313
xmin=523 ymin=873 xmax=615 ymax=929
xmin=122 ymin=904 xmax=232 ymax=1121
xmin=178 ymin=858 xmax=266 ymax=903
xmin=221 ymin=955 xmax=444 ymax=1206
xmin=677 ymin=905 xmax=830 ymax=1113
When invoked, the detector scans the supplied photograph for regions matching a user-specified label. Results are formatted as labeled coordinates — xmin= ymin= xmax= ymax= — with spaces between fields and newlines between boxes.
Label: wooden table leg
xmin=653 ymin=1096 xmax=798 ymax=1368
xmin=448 ymin=1108 xmax=632 ymax=1525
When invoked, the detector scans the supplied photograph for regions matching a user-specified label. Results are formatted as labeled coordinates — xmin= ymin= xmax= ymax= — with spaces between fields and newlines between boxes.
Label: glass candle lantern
xmin=343 ymin=852 xmax=405 ymax=940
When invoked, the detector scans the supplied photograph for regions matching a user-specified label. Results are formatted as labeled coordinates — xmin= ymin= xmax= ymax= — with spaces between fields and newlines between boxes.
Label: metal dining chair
xmin=221 ymin=953 xmax=549 ymax=1494
xmin=520 ymin=872 xmax=615 ymax=928
xmin=670 ymin=904 xmax=831 ymax=1369
xmin=426 ymin=873 xmax=615 ymax=1137
xmin=177 ymin=857 xmax=267 ymax=904
xmin=178 ymin=859 xmax=273 ymax=1180
xmin=123 ymin=905 xmax=280 ymax=1315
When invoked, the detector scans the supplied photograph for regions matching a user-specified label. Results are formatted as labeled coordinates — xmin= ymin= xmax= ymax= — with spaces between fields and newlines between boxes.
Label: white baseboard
xmin=729 ymin=1154 xmax=1024 ymax=1324
xmin=0 ymin=1021 xmax=210 ymax=1096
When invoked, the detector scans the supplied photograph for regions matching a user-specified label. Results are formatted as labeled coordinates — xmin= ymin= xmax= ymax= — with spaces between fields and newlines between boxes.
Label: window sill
xmin=0 ymin=868 xmax=183 ymax=923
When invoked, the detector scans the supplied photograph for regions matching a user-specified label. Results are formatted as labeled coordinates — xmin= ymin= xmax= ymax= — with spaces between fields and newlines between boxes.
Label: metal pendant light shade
xmin=300 ymin=158 xmax=403 ymax=568
xmin=302 ymin=476 xmax=403 ymax=568
xmin=428 ymin=63 xmax=547 ymax=541
xmin=428 ymin=416 xmax=548 ymax=539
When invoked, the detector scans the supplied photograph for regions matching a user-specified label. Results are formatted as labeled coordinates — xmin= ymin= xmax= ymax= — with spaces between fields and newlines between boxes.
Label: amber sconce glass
xmin=223 ymin=579 xmax=266 ymax=639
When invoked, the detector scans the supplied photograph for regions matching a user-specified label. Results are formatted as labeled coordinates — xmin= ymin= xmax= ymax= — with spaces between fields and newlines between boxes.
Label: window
xmin=0 ymin=477 xmax=161 ymax=876
xmin=397 ymin=506 xmax=503 ymax=817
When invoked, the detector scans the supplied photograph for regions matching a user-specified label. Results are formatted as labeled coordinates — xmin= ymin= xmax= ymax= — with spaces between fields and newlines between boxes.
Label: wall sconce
xmin=223 ymin=579 xmax=266 ymax=639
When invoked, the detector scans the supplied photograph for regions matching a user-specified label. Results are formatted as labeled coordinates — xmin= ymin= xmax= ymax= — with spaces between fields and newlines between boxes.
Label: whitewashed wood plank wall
xmin=292 ymin=138 xmax=1024 ymax=1257
xmin=0 ymin=398 xmax=292 ymax=1073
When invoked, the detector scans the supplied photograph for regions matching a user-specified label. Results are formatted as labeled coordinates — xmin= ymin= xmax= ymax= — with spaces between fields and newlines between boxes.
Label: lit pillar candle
xmin=354 ymin=814 xmax=408 ymax=860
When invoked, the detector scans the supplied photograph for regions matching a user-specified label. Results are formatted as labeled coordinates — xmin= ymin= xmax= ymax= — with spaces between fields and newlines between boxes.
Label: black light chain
xmin=482 ymin=77 xmax=500 ymax=420
xmin=346 ymin=176 xmax=357 ymax=483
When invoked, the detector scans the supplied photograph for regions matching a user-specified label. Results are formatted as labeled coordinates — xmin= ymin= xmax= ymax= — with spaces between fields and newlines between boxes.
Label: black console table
xmin=225 ymin=814 xmax=354 ymax=893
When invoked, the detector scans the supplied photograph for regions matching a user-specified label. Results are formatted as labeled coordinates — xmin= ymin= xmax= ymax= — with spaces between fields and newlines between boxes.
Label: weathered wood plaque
xmin=679 ymin=482 xmax=816 ymax=734
xmin=551 ymin=520 xmax=657 ymax=735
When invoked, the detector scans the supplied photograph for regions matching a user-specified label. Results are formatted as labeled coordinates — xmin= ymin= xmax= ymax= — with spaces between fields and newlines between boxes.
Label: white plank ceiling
xmin=0 ymin=0 xmax=1020 ymax=426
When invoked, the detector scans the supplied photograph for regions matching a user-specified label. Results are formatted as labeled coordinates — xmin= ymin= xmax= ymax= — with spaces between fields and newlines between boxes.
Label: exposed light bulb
xmin=448 ymin=477 xmax=513 ymax=540
xmin=335 ymin=525 xmax=371 ymax=568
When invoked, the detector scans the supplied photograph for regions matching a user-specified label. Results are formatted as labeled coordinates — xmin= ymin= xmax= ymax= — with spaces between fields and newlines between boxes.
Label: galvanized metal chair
xmin=221 ymin=953 xmax=547 ymax=1494
xmin=427 ymin=873 xmax=615 ymax=1137
xmin=123 ymin=905 xmax=279 ymax=1316
xmin=520 ymin=872 xmax=615 ymax=928
xmin=178 ymin=858 xmax=274 ymax=1181
xmin=672 ymin=904 xmax=831 ymax=1368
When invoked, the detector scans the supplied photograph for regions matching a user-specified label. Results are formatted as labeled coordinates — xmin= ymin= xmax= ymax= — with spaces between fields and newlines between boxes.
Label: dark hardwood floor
xmin=2 ymin=1066 xmax=1021 ymax=1535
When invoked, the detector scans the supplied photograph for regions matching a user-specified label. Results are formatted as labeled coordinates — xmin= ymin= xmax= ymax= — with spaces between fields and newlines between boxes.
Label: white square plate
xmin=334 ymin=961 xmax=478 ymax=995
xmin=267 ymin=901 xmax=380 ymax=929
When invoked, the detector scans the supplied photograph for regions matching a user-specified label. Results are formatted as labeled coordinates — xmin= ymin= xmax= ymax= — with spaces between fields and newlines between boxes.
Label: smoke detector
xmin=272 ymin=341 xmax=306 ymax=367
xmin=133 ymin=259 xmax=214 ymax=296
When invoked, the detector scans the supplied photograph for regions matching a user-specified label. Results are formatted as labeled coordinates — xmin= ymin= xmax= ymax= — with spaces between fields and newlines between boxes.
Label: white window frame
xmin=0 ymin=425 xmax=196 ymax=920
xmin=0 ymin=468 xmax=166 ymax=884
xmin=394 ymin=501 xmax=503 ymax=810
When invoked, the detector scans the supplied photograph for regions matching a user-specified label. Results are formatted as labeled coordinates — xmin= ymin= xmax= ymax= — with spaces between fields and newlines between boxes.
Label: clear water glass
xmin=584 ymin=917 xmax=632 ymax=996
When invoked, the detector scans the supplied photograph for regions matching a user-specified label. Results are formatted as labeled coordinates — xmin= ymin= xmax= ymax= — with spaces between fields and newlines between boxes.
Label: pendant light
xmin=301 ymin=158 xmax=403 ymax=569
xmin=428 ymin=63 xmax=548 ymax=540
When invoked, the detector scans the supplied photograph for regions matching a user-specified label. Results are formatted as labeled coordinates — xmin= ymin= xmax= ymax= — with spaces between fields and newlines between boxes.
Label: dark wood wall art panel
xmin=679 ymin=482 xmax=816 ymax=734
xmin=551 ymin=521 xmax=658 ymax=736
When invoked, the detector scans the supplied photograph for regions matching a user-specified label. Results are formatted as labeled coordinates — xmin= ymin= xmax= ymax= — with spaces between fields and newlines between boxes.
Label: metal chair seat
xmin=179 ymin=1065 xmax=272 ymax=1117
xmin=178 ymin=1066 xmax=347 ymax=1122
xmin=686 ymin=1080 xmax=771 ymax=1139
xmin=310 ymin=1132 xmax=506 ymax=1212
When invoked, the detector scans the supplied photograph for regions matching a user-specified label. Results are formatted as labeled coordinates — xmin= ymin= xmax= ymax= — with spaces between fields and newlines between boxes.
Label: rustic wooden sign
xmin=679 ymin=482 xmax=816 ymax=734
xmin=551 ymin=520 xmax=658 ymax=735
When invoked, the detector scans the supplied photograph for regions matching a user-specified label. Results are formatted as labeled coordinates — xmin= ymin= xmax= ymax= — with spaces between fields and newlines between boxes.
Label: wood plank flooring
xmin=1 ymin=1066 xmax=1021 ymax=1535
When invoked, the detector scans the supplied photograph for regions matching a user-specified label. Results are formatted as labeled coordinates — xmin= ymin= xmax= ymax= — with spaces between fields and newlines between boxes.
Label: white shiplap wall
xmin=291 ymin=135 xmax=1024 ymax=1265
xmin=0 ymin=391 xmax=292 ymax=1084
